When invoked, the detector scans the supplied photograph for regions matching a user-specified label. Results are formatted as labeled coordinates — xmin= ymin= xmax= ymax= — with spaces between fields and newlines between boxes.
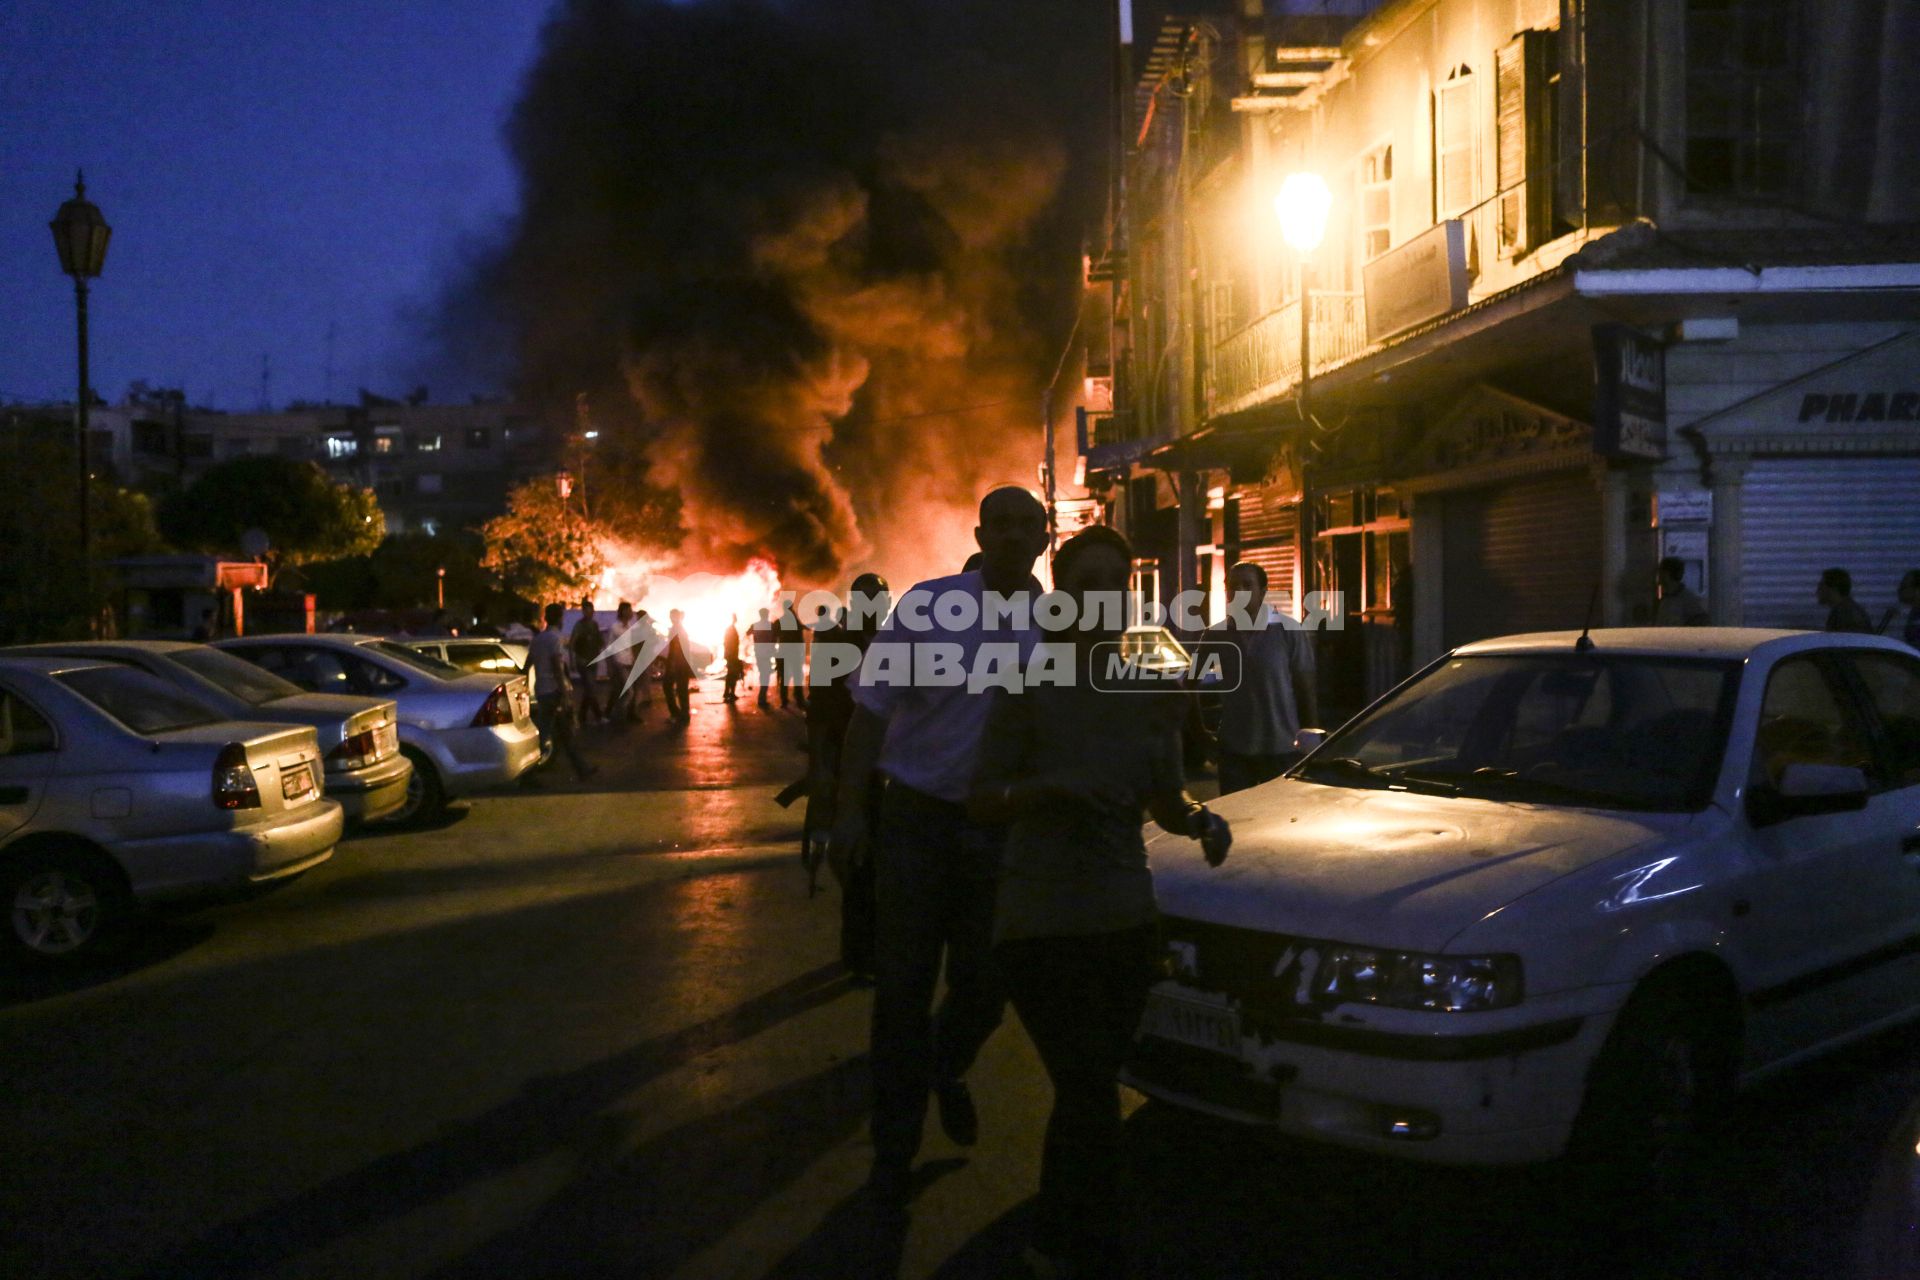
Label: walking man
xmin=606 ymin=601 xmax=640 ymax=724
xmin=1654 ymin=557 xmax=1709 ymax=626
xmin=775 ymin=600 xmax=805 ymax=708
xmin=1818 ymin=567 xmax=1875 ymax=633
xmin=1203 ymin=560 xmax=1320 ymax=795
xmin=829 ymin=487 xmax=1049 ymax=1224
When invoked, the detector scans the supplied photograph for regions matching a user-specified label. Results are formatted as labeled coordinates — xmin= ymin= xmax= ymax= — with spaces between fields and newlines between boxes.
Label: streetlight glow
xmin=1274 ymin=172 xmax=1331 ymax=255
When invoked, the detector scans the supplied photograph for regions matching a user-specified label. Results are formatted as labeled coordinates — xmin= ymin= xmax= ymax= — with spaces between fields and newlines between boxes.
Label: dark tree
xmin=159 ymin=457 xmax=383 ymax=567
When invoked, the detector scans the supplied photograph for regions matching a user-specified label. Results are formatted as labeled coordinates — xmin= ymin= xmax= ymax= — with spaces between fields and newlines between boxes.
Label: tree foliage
xmin=0 ymin=413 xmax=163 ymax=641
xmin=481 ymin=476 xmax=611 ymax=602
xmin=158 ymin=456 xmax=383 ymax=567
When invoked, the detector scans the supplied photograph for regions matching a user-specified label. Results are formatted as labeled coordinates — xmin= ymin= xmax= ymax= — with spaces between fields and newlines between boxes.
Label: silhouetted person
xmin=1819 ymin=567 xmax=1874 ymax=633
xmin=723 ymin=614 xmax=743 ymax=702
xmin=570 ymin=596 xmax=609 ymax=722
xmin=1654 ymin=556 xmax=1709 ymax=626
xmin=662 ymin=608 xmax=694 ymax=725
xmin=806 ymin=572 xmax=890 ymax=978
xmin=775 ymin=600 xmax=805 ymax=708
xmin=829 ymin=486 xmax=1049 ymax=1226
xmin=970 ymin=525 xmax=1231 ymax=1278
xmin=751 ymin=607 xmax=776 ymax=708
xmin=608 ymin=601 xmax=644 ymax=724
xmin=1203 ymin=560 xmax=1320 ymax=794
xmin=527 ymin=602 xmax=595 ymax=781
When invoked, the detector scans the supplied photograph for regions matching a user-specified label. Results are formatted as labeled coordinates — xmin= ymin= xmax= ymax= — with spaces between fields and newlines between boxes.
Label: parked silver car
xmin=8 ymin=641 xmax=411 ymax=825
xmin=0 ymin=655 xmax=344 ymax=963
xmin=402 ymin=637 xmax=530 ymax=675
xmin=214 ymin=634 xmax=539 ymax=824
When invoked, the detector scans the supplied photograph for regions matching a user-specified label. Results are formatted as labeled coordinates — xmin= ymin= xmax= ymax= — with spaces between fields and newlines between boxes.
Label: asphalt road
xmin=4 ymin=674 xmax=1920 ymax=1279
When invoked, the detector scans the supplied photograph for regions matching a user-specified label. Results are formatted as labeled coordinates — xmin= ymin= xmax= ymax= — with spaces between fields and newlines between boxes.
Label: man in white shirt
xmin=1202 ymin=561 xmax=1319 ymax=794
xmin=830 ymin=487 xmax=1048 ymax=1215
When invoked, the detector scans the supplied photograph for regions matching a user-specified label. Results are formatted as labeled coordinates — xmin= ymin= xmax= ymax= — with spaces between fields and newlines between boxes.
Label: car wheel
xmin=389 ymin=747 xmax=446 ymax=826
xmin=4 ymin=847 xmax=128 ymax=965
xmin=1568 ymin=973 xmax=1739 ymax=1182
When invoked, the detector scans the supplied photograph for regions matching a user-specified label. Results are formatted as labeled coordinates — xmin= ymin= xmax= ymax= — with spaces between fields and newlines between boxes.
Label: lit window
xmin=412 ymin=433 xmax=442 ymax=453
xmin=372 ymin=435 xmax=396 ymax=455
xmin=1434 ymin=67 xmax=1477 ymax=218
xmin=465 ymin=427 xmax=492 ymax=450
xmin=325 ymin=436 xmax=358 ymax=459
xmin=1360 ymin=143 xmax=1393 ymax=260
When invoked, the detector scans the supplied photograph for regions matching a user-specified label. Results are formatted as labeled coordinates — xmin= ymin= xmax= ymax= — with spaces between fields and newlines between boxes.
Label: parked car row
xmin=0 ymin=636 xmax=540 ymax=965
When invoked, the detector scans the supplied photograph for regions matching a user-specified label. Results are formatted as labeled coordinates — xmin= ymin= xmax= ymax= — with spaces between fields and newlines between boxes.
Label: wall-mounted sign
xmin=1593 ymin=323 xmax=1666 ymax=459
xmin=1413 ymin=385 xmax=1588 ymax=475
xmin=1363 ymin=220 xmax=1470 ymax=343
xmin=1656 ymin=489 xmax=1712 ymax=524
xmin=1797 ymin=392 xmax=1920 ymax=422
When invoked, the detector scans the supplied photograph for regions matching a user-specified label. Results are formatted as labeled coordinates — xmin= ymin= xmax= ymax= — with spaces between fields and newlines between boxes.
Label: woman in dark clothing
xmin=969 ymin=524 xmax=1231 ymax=1278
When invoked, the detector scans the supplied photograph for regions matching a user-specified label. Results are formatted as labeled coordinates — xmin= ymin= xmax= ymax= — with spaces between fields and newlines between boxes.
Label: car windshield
xmin=368 ymin=640 xmax=462 ymax=677
xmin=1297 ymin=653 xmax=1742 ymax=812
xmin=57 ymin=666 xmax=223 ymax=734
xmin=170 ymin=646 xmax=304 ymax=705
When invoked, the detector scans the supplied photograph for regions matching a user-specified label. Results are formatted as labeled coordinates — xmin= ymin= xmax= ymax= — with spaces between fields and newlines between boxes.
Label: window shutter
xmin=1497 ymin=38 xmax=1529 ymax=254
xmin=1497 ymin=31 xmax=1556 ymax=258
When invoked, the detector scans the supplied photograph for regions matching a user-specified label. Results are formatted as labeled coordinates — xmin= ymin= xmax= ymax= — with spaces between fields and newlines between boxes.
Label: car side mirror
xmin=1748 ymin=763 xmax=1870 ymax=827
xmin=1293 ymin=728 xmax=1327 ymax=755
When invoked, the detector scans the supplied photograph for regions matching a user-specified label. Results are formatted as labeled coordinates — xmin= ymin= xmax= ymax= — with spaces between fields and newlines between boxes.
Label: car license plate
xmin=1141 ymin=988 xmax=1241 ymax=1055
xmin=281 ymin=763 xmax=315 ymax=801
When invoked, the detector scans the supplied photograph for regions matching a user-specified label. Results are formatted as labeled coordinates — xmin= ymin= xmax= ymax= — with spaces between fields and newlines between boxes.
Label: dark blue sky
xmin=0 ymin=0 xmax=554 ymax=411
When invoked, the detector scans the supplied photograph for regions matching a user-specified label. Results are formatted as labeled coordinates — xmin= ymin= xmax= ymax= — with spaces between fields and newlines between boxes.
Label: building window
xmin=1434 ymin=66 xmax=1478 ymax=218
xmin=464 ymin=427 xmax=492 ymax=450
xmin=411 ymin=432 xmax=442 ymax=453
xmin=133 ymin=422 xmax=169 ymax=455
xmin=325 ymin=435 xmax=358 ymax=459
xmin=372 ymin=432 xmax=399 ymax=455
xmin=183 ymin=433 xmax=213 ymax=459
xmin=1685 ymin=0 xmax=1804 ymax=198
xmin=1359 ymin=143 xmax=1393 ymax=260
xmin=417 ymin=473 xmax=443 ymax=495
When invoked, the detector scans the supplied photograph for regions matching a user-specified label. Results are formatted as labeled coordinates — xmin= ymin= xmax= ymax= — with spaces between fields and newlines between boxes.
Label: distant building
xmin=115 ymin=394 xmax=549 ymax=537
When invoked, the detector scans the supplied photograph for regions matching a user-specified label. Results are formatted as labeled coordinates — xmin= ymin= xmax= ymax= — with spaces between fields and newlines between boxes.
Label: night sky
xmin=0 ymin=0 xmax=552 ymax=411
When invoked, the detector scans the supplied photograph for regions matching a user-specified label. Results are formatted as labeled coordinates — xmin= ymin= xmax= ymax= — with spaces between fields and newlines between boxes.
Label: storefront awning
xmin=1143 ymin=419 xmax=1297 ymax=475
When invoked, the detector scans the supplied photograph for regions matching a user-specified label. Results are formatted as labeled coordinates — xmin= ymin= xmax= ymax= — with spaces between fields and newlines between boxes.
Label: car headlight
xmin=1313 ymin=947 xmax=1523 ymax=1012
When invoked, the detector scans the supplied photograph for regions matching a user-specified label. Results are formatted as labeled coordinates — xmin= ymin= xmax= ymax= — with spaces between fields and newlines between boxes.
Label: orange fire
xmin=595 ymin=543 xmax=784 ymax=659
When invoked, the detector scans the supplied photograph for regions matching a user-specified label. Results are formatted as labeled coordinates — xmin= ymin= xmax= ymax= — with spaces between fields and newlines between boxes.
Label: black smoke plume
xmin=469 ymin=0 xmax=1108 ymax=587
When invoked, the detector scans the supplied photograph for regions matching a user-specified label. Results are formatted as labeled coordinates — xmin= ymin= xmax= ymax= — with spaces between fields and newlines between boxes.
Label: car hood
xmin=1148 ymin=778 xmax=1678 ymax=954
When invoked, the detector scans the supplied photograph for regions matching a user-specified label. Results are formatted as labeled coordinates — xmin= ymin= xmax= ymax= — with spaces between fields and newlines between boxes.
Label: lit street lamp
xmin=1273 ymin=172 xmax=1330 ymax=422
xmin=436 ymin=566 xmax=446 ymax=609
xmin=50 ymin=172 xmax=111 ymax=633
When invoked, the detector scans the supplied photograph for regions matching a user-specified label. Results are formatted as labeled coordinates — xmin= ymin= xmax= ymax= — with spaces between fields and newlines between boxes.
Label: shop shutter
xmin=1235 ymin=486 xmax=1299 ymax=617
xmin=1441 ymin=470 xmax=1603 ymax=648
xmin=1739 ymin=457 xmax=1920 ymax=631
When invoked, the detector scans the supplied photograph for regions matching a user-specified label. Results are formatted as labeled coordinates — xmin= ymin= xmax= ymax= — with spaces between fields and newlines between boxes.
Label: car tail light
xmin=328 ymin=728 xmax=381 ymax=772
xmin=471 ymin=684 xmax=513 ymax=728
xmin=213 ymin=743 xmax=261 ymax=810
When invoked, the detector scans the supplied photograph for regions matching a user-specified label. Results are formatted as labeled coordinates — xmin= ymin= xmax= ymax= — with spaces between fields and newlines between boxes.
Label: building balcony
xmin=1206 ymin=291 xmax=1367 ymax=419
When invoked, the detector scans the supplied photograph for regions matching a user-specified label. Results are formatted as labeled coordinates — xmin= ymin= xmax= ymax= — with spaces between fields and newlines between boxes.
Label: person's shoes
xmin=934 ymin=1078 xmax=978 ymax=1146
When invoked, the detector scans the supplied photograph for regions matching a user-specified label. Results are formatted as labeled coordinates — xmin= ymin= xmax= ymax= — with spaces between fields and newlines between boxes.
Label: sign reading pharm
xmin=1362 ymin=220 xmax=1470 ymax=343
xmin=1593 ymin=323 xmax=1666 ymax=459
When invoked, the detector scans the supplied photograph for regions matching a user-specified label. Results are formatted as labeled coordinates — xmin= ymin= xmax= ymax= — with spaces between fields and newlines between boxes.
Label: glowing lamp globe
xmin=1274 ymin=172 xmax=1331 ymax=255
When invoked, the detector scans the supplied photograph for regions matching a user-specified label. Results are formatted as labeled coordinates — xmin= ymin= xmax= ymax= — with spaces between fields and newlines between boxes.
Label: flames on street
xmin=593 ymin=543 xmax=784 ymax=655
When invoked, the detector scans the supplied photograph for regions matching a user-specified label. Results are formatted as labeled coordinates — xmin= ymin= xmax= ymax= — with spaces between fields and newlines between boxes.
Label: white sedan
xmin=1128 ymin=628 xmax=1920 ymax=1166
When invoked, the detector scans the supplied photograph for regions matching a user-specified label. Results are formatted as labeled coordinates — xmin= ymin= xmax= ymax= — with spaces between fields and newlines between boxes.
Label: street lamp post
xmin=50 ymin=172 xmax=111 ymax=634
xmin=436 ymin=566 xmax=446 ymax=609
xmin=1274 ymin=172 xmax=1331 ymax=424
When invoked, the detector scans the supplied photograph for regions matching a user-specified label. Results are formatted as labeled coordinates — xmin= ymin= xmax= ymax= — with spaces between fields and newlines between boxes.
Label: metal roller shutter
xmin=1234 ymin=486 xmax=1298 ymax=616
xmin=1739 ymin=457 xmax=1920 ymax=631
xmin=1441 ymin=470 xmax=1603 ymax=648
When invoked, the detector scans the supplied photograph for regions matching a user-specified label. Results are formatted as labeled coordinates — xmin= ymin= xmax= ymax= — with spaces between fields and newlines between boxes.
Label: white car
xmin=1128 ymin=628 xmax=1920 ymax=1166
